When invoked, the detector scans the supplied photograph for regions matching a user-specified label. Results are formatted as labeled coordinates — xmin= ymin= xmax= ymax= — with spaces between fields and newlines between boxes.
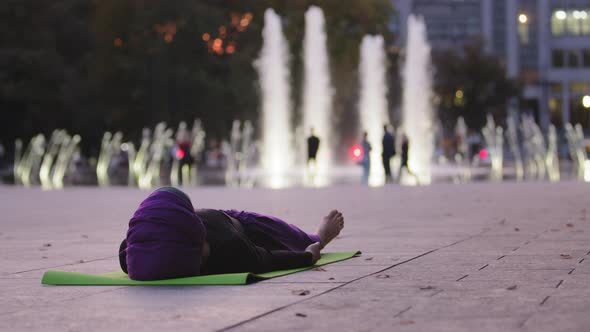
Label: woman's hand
xmin=305 ymin=242 xmax=321 ymax=264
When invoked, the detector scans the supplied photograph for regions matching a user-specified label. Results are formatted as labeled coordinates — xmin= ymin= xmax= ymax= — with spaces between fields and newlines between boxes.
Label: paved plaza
xmin=1 ymin=182 xmax=589 ymax=331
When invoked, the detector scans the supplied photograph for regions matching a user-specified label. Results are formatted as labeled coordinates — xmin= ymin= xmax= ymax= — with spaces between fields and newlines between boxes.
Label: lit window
xmin=552 ymin=10 xmax=566 ymax=36
xmin=582 ymin=10 xmax=590 ymax=34
xmin=567 ymin=11 xmax=581 ymax=35
xmin=552 ymin=9 xmax=590 ymax=36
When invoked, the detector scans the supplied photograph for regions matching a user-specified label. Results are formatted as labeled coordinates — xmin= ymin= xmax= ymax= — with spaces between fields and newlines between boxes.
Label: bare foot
xmin=316 ymin=210 xmax=344 ymax=249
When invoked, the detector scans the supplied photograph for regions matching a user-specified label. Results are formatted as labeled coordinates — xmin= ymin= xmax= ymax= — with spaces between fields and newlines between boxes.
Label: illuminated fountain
xmin=96 ymin=131 xmax=123 ymax=187
xmin=521 ymin=114 xmax=547 ymax=180
xmin=402 ymin=15 xmax=434 ymax=185
xmin=51 ymin=133 xmax=81 ymax=189
xmin=302 ymin=6 xmax=333 ymax=187
xmin=40 ymin=130 xmax=66 ymax=190
xmin=132 ymin=128 xmax=152 ymax=186
xmin=139 ymin=123 xmax=174 ymax=189
xmin=239 ymin=120 xmax=257 ymax=187
xmin=189 ymin=119 xmax=207 ymax=186
xmin=565 ymin=123 xmax=588 ymax=181
xmin=546 ymin=124 xmax=560 ymax=182
xmin=15 ymin=134 xmax=45 ymax=187
xmin=453 ymin=117 xmax=470 ymax=182
xmin=221 ymin=120 xmax=258 ymax=187
xmin=358 ymin=35 xmax=389 ymax=186
xmin=482 ymin=115 xmax=503 ymax=181
xmin=256 ymin=8 xmax=293 ymax=188
xmin=14 ymin=130 xmax=80 ymax=189
xmin=221 ymin=120 xmax=242 ymax=186
xmin=506 ymin=116 xmax=524 ymax=181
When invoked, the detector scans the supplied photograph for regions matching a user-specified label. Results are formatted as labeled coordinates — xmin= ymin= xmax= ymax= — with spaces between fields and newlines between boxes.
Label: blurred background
xmin=1 ymin=0 xmax=589 ymax=188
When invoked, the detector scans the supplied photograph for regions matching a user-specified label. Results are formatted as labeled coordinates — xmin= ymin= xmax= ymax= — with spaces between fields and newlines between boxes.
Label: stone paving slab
xmin=1 ymin=182 xmax=590 ymax=331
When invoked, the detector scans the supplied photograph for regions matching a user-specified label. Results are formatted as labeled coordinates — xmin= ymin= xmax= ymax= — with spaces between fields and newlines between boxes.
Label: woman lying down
xmin=118 ymin=187 xmax=344 ymax=281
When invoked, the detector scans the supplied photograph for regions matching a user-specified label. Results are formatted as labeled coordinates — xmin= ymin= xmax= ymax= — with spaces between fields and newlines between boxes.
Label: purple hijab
xmin=125 ymin=188 xmax=206 ymax=281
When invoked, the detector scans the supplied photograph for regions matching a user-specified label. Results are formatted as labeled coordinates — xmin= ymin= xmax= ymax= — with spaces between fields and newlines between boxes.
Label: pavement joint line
xmin=496 ymin=255 xmax=506 ymax=260
xmin=216 ymin=230 xmax=487 ymax=332
xmin=478 ymin=264 xmax=489 ymax=270
xmin=7 ymin=255 xmax=117 ymax=275
xmin=456 ymin=275 xmax=469 ymax=282
xmin=578 ymin=258 xmax=585 ymax=264
xmin=555 ymin=280 xmax=564 ymax=288
xmin=429 ymin=289 xmax=444 ymax=297
xmin=215 ymin=249 xmax=438 ymax=332
xmin=568 ymin=268 xmax=575 ymax=274
xmin=393 ymin=306 xmax=412 ymax=318
xmin=539 ymin=296 xmax=550 ymax=306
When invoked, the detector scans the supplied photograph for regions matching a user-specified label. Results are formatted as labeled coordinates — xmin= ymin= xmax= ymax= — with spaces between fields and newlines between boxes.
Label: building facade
xmin=392 ymin=0 xmax=590 ymax=131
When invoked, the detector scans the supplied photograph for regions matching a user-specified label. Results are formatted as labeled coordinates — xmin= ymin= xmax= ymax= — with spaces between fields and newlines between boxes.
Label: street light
xmin=583 ymin=95 xmax=590 ymax=108
xmin=519 ymin=14 xmax=528 ymax=24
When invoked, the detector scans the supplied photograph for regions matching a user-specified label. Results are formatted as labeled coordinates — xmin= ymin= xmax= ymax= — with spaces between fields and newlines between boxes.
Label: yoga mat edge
xmin=41 ymin=251 xmax=360 ymax=286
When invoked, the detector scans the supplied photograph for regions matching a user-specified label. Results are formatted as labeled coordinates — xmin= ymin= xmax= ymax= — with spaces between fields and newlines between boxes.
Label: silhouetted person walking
xmin=397 ymin=134 xmax=415 ymax=182
xmin=307 ymin=128 xmax=320 ymax=165
xmin=381 ymin=125 xmax=395 ymax=183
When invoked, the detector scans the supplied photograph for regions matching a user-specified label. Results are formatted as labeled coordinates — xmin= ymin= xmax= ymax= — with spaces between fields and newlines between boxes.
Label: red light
xmin=479 ymin=149 xmax=488 ymax=160
xmin=175 ymin=149 xmax=185 ymax=159
xmin=353 ymin=148 xmax=361 ymax=157
xmin=350 ymin=144 xmax=363 ymax=162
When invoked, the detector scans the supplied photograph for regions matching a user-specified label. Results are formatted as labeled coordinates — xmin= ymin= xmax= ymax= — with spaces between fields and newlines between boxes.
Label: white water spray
xmin=359 ymin=35 xmax=389 ymax=186
xmin=256 ymin=9 xmax=293 ymax=188
xmin=403 ymin=15 xmax=434 ymax=184
xmin=302 ymin=6 xmax=333 ymax=186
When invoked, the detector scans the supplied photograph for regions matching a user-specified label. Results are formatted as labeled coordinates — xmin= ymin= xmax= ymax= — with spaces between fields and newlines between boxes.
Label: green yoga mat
xmin=42 ymin=251 xmax=360 ymax=286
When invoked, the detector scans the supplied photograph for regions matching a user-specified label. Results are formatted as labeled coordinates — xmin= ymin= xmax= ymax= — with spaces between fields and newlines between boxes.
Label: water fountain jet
xmin=256 ymin=9 xmax=293 ymax=188
xmin=402 ymin=15 xmax=434 ymax=185
xmin=302 ymin=6 xmax=333 ymax=187
xmin=359 ymin=35 xmax=389 ymax=186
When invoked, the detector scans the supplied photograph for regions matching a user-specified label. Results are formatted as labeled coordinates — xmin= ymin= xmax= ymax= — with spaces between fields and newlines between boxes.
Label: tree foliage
xmin=433 ymin=41 xmax=521 ymax=134
xmin=0 ymin=0 xmax=394 ymax=157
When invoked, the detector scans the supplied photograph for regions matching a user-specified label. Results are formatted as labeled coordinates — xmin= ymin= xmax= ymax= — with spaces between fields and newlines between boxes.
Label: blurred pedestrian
xmin=397 ymin=134 xmax=415 ymax=182
xmin=381 ymin=124 xmax=395 ymax=183
xmin=174 ymin=122 xmax=193 ymax=184
xmin=466 ymin=129 xmax=482 ymax=164
xmin=307 ymin=127 xmax=320 ymax=166
xmin=360 ymin=131 xmax=371 ymax=185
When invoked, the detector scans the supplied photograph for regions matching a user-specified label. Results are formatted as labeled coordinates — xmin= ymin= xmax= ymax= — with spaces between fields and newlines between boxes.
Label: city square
xmin=1 ymin=183 xmax=590 ymax=331
xmin=2 ymin=0 xmax=590 ymax=331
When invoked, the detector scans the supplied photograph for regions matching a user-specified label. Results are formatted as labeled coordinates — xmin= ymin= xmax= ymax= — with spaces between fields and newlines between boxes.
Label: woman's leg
xmin=223 ymin=210 xmax=320 ymax=252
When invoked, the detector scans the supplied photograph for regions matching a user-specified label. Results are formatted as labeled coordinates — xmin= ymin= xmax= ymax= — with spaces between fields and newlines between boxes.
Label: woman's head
xmin=124 ymin=187 xmax=206 ymax=281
